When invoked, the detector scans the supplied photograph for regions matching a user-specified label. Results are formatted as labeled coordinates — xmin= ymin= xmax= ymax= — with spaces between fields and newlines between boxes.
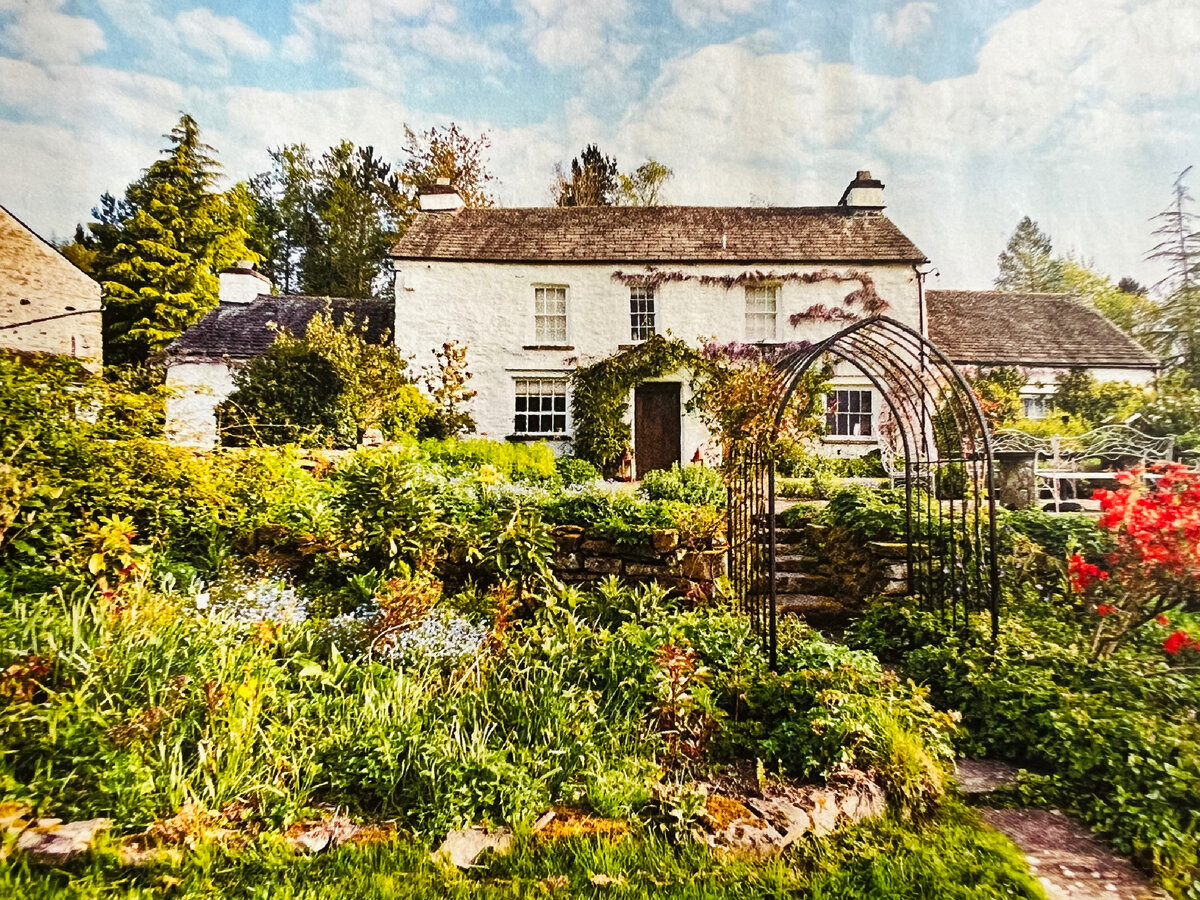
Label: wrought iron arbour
xmin=727 ymin=316 xmax=1000 ymax=670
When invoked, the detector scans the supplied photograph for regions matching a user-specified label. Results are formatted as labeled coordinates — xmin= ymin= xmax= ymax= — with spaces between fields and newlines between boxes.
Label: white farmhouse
xmin=391 ymin=172 xmax=930 ymax=475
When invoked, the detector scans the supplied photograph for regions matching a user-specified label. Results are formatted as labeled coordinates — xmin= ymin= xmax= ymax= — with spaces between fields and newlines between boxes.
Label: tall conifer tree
xmin=994 ymin=216 xmax=1064 ymax=292
xmin=79 ymin=114 xmax=253 ymax=366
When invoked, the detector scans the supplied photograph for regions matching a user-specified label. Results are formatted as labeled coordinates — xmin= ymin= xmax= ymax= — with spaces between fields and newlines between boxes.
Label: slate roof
xmin=926 ymin=290 xmax=1158 ymax=369
xmin=392 ymin=206 xmax=927 ymax=264
xmin=167 ymin=295 xmax=394 ymax=361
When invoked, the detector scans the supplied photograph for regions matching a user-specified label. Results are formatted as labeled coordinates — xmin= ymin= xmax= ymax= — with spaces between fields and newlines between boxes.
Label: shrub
xmin=638 ymin=463 xmax=726 ymax=508
xmin=555 ymin=455 xmax=601 ymax=487
xmin=419 ymin=437 xmax=557 ymax=482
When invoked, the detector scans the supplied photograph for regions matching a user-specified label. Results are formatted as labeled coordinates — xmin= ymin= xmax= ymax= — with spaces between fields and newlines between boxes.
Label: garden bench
xmin=990 ymin=425 xmax=1175 ymax=511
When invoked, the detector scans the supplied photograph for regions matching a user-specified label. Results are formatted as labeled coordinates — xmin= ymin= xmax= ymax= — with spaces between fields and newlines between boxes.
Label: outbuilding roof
xmin=926 ymin=289 xmax=1158 ymax=370
xmin=392 ymin=206 xmax=927 ymax=264
xmin=167 ymin=295 xmax=393 ymax=361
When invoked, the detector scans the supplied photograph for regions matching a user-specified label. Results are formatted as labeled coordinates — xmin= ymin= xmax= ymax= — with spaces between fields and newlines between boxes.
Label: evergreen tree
xmin=994 ymin=216 xmax=1064 ymax=292
xmin=72 ymin=115 xmax=253 ymax=367
xmin=1146 ymin=167 xmax=1200 ymax=386
xmin=250 ymin=141 xmax=406 ymax=299
xmin=553 ymin=144 xmax=619 ymax=207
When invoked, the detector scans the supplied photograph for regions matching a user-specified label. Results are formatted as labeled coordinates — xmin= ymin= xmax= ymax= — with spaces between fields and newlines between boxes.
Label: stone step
xmin=776 ymin=594 xmax=848 ymax=626
xmin=774 ymin=553 xmax=822 ymax=573
xmin=776 ymin=572 xmax=832 ymax=594
xmin=772 ymin=527 xmax=808 ymax=545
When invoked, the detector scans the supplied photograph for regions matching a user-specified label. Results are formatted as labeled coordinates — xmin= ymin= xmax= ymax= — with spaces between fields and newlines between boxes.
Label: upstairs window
xmin=826 ymin=389 xmax=873 ymax=437
xmin=534 ymin=286 xmax=568 ymax=344
xmin=745 ymin=284 xmax=778 ymax=342
xmin=1023 ymin=395 xmax=1053 ymax=419
xmin=630 ymin=286 xmax=656 ymax=341
xmin=514 ymin=377 xmax=568 ymax=435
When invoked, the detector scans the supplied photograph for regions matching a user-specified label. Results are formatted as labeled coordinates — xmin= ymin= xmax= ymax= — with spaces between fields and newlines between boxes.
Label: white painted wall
xmin=393 ymin=259 xmax=921 ymax=462
xmin=165 ymin=360 xmax=237 ymax=446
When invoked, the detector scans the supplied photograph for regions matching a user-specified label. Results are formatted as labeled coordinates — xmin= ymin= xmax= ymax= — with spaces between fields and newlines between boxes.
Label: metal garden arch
xmin=727 ymin=316 xmax=1000 ymax=670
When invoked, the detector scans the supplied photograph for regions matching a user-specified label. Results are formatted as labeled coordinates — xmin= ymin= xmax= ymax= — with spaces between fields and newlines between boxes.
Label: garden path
xmin=956 ymin=760 xmax=1166 ymax=900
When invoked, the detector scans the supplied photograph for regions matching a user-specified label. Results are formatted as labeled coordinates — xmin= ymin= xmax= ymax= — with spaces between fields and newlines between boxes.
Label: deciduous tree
xmin=617 ymin=159 xmax=673 ymax=206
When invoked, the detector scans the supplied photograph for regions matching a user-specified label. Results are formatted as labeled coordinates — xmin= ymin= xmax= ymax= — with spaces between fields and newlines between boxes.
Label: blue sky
xmin=2 ymin=0 xmax=1198 ymax=288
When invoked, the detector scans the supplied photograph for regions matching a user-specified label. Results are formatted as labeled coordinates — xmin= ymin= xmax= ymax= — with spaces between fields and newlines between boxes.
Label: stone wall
xmin=782 ymin=517 xmax=909 ymax=607
xmin=550 ymin=525 xmax=725 ymax=597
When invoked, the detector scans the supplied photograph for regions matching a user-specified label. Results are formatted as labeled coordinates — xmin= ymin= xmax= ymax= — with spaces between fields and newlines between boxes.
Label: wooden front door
xmin=634 ymin=382 xmax=682 ymax=478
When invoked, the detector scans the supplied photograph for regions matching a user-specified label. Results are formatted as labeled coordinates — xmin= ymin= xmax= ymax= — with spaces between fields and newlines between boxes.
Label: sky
xmin=1 ymin=0 xmax=1198 ymax=289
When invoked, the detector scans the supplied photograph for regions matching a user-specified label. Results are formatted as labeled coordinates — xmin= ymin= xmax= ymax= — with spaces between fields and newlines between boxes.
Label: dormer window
xmin=630 ymin=286 xmax=656 ymax=341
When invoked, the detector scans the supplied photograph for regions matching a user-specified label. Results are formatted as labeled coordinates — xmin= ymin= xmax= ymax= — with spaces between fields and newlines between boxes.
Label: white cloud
xmin=94 ymin=1 xmax=271 ymax=73
xmin=515 ymin=0 xmax=630 ymax=68
xmin=0 ymin=0 xmax=106 ymax=65
xmin=173 ymin=8 xmax=270 ymax=64
xmin=873 ymin=2 xmax=937 ymax=48
xmin=281 ymin=0 xmax=506 ymax=93
xmin=670 ymin=0 xmax=767 ymax=29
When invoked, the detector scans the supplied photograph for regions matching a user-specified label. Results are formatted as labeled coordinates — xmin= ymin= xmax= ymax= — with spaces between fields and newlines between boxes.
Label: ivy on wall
xmin=570 ymin=335 xmax=706 ymax=474
xmin=610 ymin=267 xmax=889 ymax=321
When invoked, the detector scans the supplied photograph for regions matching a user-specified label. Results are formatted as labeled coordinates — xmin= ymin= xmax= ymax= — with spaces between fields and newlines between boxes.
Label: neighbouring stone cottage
xmin=0 ymin=202 xmax=102 ymax=370
xmin=390 ymin=172 xmax=930 ymax=474
xmin=164 ymin=264 xmax=392 ymax=445
xmin=926 ymin=289 xmax=1158 ymax=416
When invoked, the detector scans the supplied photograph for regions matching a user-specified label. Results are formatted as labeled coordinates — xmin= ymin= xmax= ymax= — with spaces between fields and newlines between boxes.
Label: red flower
xmin=1156 ymin=614 xmax=1170 ymax=626
xmin=1096 ymin=604 xmax=1115 ymax=617
xmin=1164 ymin=630 xmax=1195 ymax=655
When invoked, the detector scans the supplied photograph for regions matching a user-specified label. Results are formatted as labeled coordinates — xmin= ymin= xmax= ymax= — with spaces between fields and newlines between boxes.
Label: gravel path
xmin=955 ymin=760 xmax=1165 ymax=900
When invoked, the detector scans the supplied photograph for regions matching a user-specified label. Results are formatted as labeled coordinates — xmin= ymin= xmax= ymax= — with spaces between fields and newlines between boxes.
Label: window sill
xmin=523 ymin=345 xmax=574 ymax=351
xmin=506 ymin=434 xmax=572 ymax=442
xmin=821 ymin=435 xmax=877 ymax=443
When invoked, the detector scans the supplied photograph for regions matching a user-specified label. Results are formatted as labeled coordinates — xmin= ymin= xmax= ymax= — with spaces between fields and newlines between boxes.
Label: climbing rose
xmin=1157 ymin=614 xmax=1170 ymax=626
xmin=1164 ymin=630 xmax=1196 ymax=655
xmin=1096 ymin=605 xmax=1115 ymax=617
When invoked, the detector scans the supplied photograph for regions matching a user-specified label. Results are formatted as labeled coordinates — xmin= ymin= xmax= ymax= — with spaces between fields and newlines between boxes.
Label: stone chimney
xmin=838 ymin=170 xmax=885 ymax=210
xmin=418 ymin=177 xmax=465 ymax=212
xmin=218 ymin=260 xmax=272 ymax=304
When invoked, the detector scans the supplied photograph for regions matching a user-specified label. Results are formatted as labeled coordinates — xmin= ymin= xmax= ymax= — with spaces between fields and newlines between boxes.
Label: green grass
xmin=3 ymin=803 xmax=1045 ymax=899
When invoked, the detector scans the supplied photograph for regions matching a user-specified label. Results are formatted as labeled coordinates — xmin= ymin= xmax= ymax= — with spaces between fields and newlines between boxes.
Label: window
xmin=1022 ymin=395 xmax=1053 ymax=419
xmin=534 ymin=286 xmax=567 ymax=344
xmin=514 ymin=377 xmax=568 ymax=435
xmin=745 ymin=284 xmax=778 ymax=342
xmin=630 ymin=286 xmax=656 ymax=341
xmin=826 ymin=389 xmax=873 ymax=437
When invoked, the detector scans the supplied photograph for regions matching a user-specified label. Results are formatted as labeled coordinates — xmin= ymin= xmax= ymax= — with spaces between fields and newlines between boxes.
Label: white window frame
xmin=533 ymin=285 xmax=568 ymax=346
xmin=825 ymin=387 xmax=876 ymax=440
xmin=630 ymin=285 xmax=656 ymax=342
xmin=745 ymin=284 xmax=778 ymax=342
xmin=513 ymin=376 xmax=569 ymax=437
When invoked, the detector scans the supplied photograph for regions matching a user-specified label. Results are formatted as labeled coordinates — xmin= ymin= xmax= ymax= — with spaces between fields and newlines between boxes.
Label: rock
xmin=707 ymin=820 xmax=785 ymax=856
xmin=35 ymin=818 xmax=62 ymax=828
xmin=116 ymin=836 xmax=185 ymax=867
xmin=433 ymin=826 xmax=514 ymax=868
xmin=581 ymin=539 xmax=618 ymax=556
xmin=681 ymin=551 xmax=724 ymax=581
xmin=283 ymin=813 xmax=361 ymax=854
xmin=584 ymin=557 xmax=622 ymax=574
xmin=625 ymin=562 xmax=676 ymax=578
xmin=652 ymin=529 xmax=680 ymax=553
xmin=532 ymin=811 xmax=556 ymax=833
xmin=743 ymin=797 xmax=813 ymax=847
xmin=17 ymin=818 xmax=111 ymax=865
xmin=804 ymin=791 xmax=841 ymax=836
xmin=552 ymin=526 xmax=585 ymax=551
xmin=553 ymin=553 xmax=580 ymax=571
